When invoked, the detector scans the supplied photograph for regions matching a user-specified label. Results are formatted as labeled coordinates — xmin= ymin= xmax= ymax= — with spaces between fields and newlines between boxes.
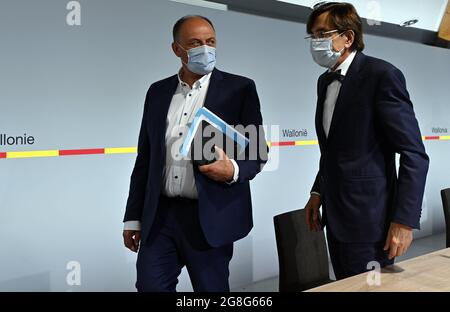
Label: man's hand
xmin=305 ymin=194 xmax=322 ymax=232
xmin=384 ymin=222 xmax=413 ymax=260
xmin=198 ymin=146 xmax=234 ymax=183
xmin=123 ymin=230 xmax=141 ymax=253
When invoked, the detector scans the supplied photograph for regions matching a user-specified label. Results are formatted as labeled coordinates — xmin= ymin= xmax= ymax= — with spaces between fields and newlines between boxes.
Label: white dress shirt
xmin=162 ymin=72 xmax=212 ymax=199
xmin=322 ymin=51 xmax=357 ymax=137
xmin=311 ymin=51 xmax=357 ymax=198
xmin=124 ymin=71 xmax=239 ymax=231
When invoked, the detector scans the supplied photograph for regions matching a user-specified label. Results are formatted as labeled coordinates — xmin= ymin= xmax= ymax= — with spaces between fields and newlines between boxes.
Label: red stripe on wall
xmin=0 ymin=152 xmax=6 ymax=158
xmin=272 ymin=141 xmax=296 ymax=147
xmin=59 ymin=148 xmax=105 ymax=156
xmin=424 ymin=136 xmax=440 ymax=140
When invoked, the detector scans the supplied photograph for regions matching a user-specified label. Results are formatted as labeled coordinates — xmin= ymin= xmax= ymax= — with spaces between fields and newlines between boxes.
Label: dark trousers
xmin=326 ymin=228 xmax=394 ymax=280
xmin=136 ymin=195 xmax=233 ymax=292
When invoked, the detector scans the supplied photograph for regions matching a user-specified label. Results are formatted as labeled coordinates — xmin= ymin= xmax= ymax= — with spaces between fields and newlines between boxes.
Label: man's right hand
xmin=123 ymin=230 xmax=141 ymax=253
xmin=305 ymin=194 xmax=322 ymax=232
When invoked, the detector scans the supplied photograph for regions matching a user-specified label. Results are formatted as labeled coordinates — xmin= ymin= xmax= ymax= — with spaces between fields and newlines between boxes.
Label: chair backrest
xmin=441 ymin=189 xmax=450 ymax=248
xmin=273 ymin=209 xmax=330 ymax=292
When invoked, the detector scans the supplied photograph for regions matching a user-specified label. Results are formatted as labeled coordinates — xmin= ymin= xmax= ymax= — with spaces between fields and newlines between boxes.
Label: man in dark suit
xmin=304 ymin=3 xmax=429 ymax=280
xmin=122 ymin=15 xmax=267 ymax=292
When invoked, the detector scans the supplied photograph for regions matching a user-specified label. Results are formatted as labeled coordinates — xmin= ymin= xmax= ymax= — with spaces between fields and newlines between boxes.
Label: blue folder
xmin=180 ymin=107 xmax=250 ymax=161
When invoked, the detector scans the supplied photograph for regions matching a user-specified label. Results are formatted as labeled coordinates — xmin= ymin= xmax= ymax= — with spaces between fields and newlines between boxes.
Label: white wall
xmin=0 ymin=0 xmax=449 ymax=291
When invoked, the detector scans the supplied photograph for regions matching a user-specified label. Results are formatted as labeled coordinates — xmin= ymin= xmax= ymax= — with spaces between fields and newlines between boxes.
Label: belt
xmin=160 ymin=194 xmax=198 ymax=205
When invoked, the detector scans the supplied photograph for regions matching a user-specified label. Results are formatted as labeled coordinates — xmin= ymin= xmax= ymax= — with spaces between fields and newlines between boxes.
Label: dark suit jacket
xmin=124 ymin=68 xmax=267 ymax=248
xmin=311 ymin=52 xmax=429 ymax=243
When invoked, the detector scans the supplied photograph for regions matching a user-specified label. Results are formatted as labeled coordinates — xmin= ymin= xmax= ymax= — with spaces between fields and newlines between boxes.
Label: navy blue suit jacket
xmin=311 ymin=52 xmax=429 ymax=243
xmin=124 ymin=69 xmax=267 ymax=248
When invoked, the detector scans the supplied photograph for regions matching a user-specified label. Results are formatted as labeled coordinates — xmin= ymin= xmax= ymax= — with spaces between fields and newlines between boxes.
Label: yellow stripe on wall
xmin=7 ymin=150 xmax=59 ymax=159
xmin=295 ymin=140 xmax=319 ymax=146
xmin=104 ymin=147 xmax=137 ymax=154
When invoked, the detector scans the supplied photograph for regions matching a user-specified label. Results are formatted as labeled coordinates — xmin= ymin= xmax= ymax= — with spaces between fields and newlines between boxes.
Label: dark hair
xmin=172 ymin=15 xmax=215 ymax=41
xmin=307 ymin=2 xmax=365 ymax=52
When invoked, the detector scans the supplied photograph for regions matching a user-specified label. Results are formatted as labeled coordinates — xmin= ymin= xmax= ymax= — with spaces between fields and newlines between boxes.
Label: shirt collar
xmin=177 ymin=70 xmax=212 ymax=90
xmin=332 ymin=51 xmax=357 ymax=76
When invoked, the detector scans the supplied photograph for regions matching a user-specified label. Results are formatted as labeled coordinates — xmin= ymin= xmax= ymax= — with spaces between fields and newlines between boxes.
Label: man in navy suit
xmin=304 ymin=3 xmax=429 ymax=280
xmin=122 ymin=15 xmax=267 ymax=292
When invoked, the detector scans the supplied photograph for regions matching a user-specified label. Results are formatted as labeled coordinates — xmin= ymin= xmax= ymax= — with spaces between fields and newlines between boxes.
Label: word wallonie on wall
xmin=0 ymin=134 xmax=35 ymax=146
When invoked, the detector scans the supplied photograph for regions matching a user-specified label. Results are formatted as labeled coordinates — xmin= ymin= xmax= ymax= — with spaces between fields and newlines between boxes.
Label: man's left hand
xmin=384 ymin=222 xmax=413 ymax=260
xmin=198 ymin=146 xmax=234 ymax=183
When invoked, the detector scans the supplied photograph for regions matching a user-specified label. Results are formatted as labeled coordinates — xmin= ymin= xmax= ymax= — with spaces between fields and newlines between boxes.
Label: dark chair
xmin=441 ymin=189 xmax=450 ymax=248
xmin=273 ymin=209 xmax=332 ymax=292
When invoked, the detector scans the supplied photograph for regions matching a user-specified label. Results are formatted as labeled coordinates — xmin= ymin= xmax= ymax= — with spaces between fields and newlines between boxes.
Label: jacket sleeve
xmin=310 ymin=171 xmax=321 ymax=195
xmin=235 ymin=80 xmax=269 ymax=183
xmin=310 ymin=75 xmax=325 ymax=196
xmin=123 ymin=87 xmax=152 ymax=222
xmin=375 ymin=67 xmax=429 ymax=229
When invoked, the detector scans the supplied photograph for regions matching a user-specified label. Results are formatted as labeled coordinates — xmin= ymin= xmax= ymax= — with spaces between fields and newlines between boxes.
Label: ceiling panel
xmin=277 ymin=0 xmax=449 ymax=32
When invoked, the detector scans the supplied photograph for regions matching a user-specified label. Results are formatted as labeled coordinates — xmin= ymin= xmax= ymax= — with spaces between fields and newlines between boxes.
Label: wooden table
xmin=307 ymin=248 xmax=450 ymax=292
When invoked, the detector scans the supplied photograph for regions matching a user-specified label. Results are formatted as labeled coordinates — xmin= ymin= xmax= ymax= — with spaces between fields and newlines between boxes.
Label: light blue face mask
xmin=178 ymin=44 xmax=216 ymax=75
xmin=310 ymin=34 xmax=345 ymax=69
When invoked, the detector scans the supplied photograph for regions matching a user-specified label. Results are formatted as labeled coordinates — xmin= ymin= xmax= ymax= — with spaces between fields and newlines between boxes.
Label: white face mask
xmin=310 ymin=34 xmax=345 ymax=69
xmin=177 ymin=43 xmax=216 ymax=75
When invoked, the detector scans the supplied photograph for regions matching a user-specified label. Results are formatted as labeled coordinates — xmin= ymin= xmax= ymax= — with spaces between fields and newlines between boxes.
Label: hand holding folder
xmin=180 ymin=107 xmax=250 ymax=166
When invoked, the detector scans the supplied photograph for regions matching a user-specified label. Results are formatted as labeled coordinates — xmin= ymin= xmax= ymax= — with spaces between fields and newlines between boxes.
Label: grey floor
xmin=232 ymin=232 xmax=447 ymax=292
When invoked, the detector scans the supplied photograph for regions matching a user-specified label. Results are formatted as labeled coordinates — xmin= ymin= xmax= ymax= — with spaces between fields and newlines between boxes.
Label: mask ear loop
xmin=330 ymin=32 xmax=347 ymax=54
xmin=176 ymin=42 xmax=190 ymax=66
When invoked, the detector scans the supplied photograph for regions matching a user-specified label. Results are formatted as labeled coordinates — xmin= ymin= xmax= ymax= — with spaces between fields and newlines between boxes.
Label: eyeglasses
xmin=304 ymin=29 xmax=340 ymax=40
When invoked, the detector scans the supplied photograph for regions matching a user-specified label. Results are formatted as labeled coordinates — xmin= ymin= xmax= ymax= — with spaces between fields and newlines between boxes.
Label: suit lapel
xmin=203 ymin=68 xmax=223 ymax=113
xmin=326 ymin=52 xmax=365 ymax=142
xmin=155 ymin=75 xmax=178 ymax=153
xmin=316 ymin=73 xmax=328 ymax=146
